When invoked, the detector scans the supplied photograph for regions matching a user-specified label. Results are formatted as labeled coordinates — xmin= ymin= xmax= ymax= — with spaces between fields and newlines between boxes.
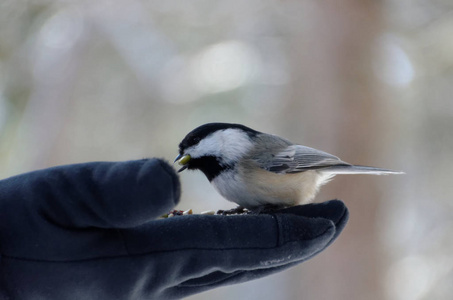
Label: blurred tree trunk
xmin=283 ymin=1 xmax=385 ymax=299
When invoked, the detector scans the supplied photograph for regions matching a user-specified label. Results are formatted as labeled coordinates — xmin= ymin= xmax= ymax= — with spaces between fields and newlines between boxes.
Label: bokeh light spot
xmin=39 ymin=9 xmax=84 ymax=50
xmin=190 ymin=40 xmax=260 ymax=94
xmin=374 ymin=35 xmax=415 ymax=87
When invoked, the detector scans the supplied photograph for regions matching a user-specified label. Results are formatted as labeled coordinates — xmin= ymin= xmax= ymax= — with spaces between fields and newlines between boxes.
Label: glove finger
xmin=121 ymin=213 xmax=336 ymax=286
xmin=278 ymin=200 xmax=347 ymax=225
xmin=177 ymin=202 xmax=349 ymax=287
xmin=122 ymin=200 xmax=347 ymax=254
xmin=167 ymin=261 xmax=301 ymax=299
xmin=0 ymin=159 xmax=180 ymax=229
xmin=277 ymin=199 xmax=349 ymax=242
xmin=160 ymin=202 xmax=349 ymax=299
xmin=122 ymin=212 xmax=333 ymax=253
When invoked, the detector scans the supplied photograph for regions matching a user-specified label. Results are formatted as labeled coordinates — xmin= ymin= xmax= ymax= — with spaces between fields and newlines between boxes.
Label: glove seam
xmin=271 ymin=214 xmax=283 ymax=247
xmin=116 ymin=229 xmax=131 ymax=255
xmin=178 ymin=270 xmax=243 ymax=287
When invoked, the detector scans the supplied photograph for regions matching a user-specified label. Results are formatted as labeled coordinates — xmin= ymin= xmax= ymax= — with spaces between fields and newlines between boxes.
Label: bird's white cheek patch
xmin=188 ymin=129 xmax=253 ymax=164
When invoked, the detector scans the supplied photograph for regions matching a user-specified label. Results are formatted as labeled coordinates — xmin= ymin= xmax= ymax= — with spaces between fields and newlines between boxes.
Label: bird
xmin=174 ymin=123 xmax=403 ymax=210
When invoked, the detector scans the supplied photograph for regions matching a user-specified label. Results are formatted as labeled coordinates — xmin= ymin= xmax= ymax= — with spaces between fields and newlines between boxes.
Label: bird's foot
xmin=216 ymin=206 xmax=249 ymax=215
xmin=215 ymin=204 xmax=288 ymax=216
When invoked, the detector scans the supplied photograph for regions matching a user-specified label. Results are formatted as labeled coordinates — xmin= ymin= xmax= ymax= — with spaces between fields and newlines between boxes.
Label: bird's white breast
xmin=211 ymin=165 xmax=335 ymax=208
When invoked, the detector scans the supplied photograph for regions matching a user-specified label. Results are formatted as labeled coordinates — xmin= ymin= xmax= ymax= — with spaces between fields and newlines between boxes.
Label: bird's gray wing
xmin=256 ymin=145 xmax=348 ymax=174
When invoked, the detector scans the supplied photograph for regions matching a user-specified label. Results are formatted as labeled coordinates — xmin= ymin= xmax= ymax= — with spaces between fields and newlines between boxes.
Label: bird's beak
xmin=174 ymin=154 xmax=191 ymax=172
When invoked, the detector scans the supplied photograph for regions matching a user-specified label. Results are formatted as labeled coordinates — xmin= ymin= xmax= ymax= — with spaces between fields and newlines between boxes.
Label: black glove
xmin=0 ymin=158 xmax=348 ymax=300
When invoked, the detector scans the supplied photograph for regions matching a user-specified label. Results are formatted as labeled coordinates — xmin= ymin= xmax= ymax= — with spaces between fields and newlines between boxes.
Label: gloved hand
xmin=0 ymin=158 xmax=348 ymax=300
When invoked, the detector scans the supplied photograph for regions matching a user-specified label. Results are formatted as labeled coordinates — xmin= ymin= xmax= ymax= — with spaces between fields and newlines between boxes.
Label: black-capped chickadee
xmin=175 ymin=123 xmax=403 ymax=209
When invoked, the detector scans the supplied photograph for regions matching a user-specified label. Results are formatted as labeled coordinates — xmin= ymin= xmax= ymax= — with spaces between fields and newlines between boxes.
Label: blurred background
xmin=1 ymin=0 xmax=452 ymax=299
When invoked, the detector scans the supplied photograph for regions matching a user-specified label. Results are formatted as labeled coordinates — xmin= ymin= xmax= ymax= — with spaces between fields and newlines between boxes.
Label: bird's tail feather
xmin=323 ymin=165 xmax=404 ymax=175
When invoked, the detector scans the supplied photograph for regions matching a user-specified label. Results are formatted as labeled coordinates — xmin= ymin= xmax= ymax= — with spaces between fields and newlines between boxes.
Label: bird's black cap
xmin=178 ymin=123 xmax=260 ymax=153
